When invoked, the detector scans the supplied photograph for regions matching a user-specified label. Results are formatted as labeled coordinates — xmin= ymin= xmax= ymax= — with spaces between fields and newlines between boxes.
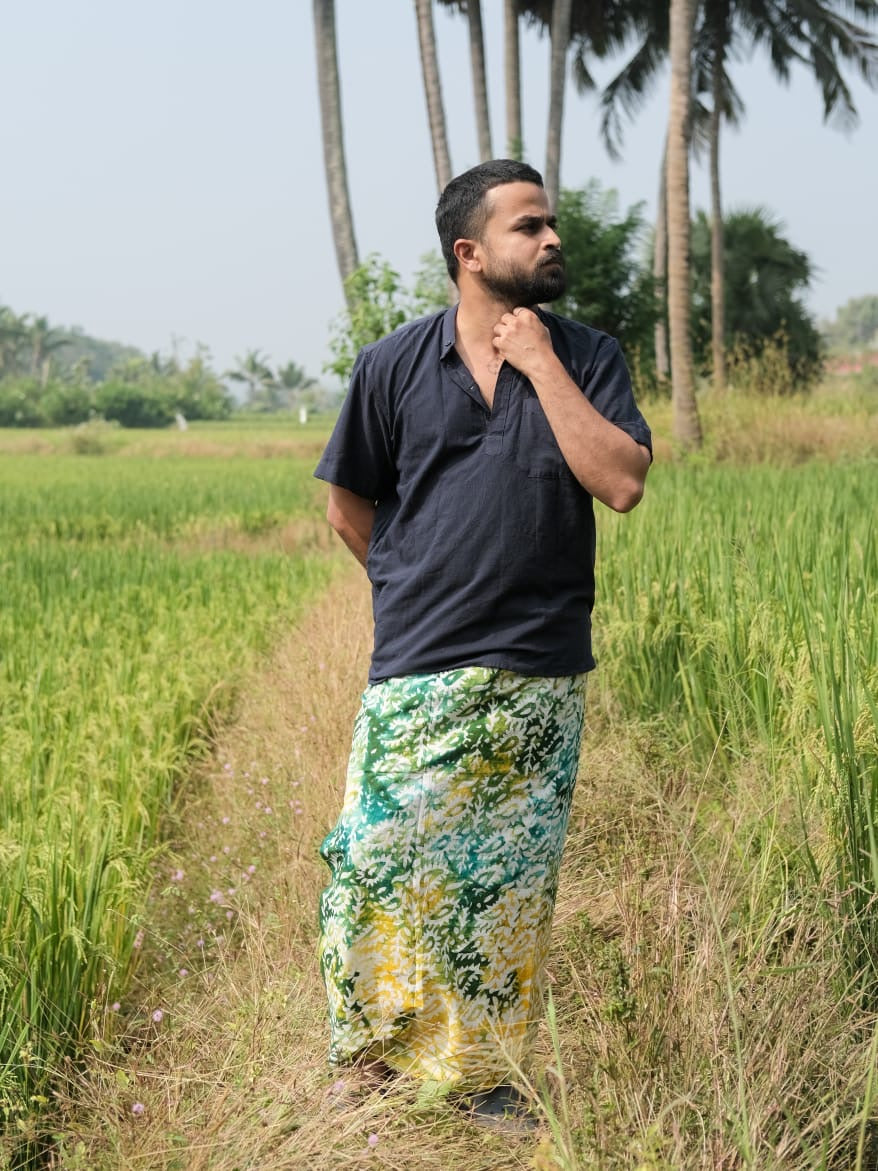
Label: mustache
xmin=539 ymin=249 xmax=564 ymax=268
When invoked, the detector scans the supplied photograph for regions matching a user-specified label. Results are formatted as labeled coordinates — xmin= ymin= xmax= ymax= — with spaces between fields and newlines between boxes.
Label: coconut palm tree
xmin=518 ymin=1 xmax=641 ymax=210
xmin=545 ymin=0 xmax=573 ymax=209
xmin=598 ymin=0 xmax=878 ymax=390
xmin=0 ymin=305 xmax=28 ymax=377
xmin=504 ymin=0 xmax=523 ymax=157
xmin=313 ymin=0 xmax=359 ymax=294
xmin=277 ymin=360 xmax=318 ymax=410
xmin=26 ymin=316 xmax=69 ymax=385
xmin=226 ymin=349 xmax=275 ymax=409
xmin=414 ymin=0 xmax=453 ymax=191
xmin=437 ymin=1 xmax=493 ymax=161
xmin=690 ymin=205 xmax=821 ymax=376
xmin=653 ymin=136 xmax=670 ymax=382
xmin=668 ymin=0 xmax=702 ymax=447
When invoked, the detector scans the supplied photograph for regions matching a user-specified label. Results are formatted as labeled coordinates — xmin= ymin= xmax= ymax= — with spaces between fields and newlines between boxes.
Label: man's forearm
xmin=528 ymin=352 xmax=651 ymax=512
xmin=492 ymin=309 xmax=650 ymax=511
xmin=326 ymin=485 xmax=376 ymax=568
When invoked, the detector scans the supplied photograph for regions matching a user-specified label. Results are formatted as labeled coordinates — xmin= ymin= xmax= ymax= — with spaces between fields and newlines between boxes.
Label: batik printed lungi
xmin=318 ymin=666 xmax=586 ymax=1089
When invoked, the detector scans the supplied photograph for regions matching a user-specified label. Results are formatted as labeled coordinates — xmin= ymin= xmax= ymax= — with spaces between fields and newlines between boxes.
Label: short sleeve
xmin=583 ymin=335 xmax=653 ymax=456
xmin=314 ymin=348 xmax=396 ymax=501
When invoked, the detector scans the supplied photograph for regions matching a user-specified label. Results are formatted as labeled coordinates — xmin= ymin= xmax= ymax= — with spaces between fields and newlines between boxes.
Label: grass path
xmin=51 ymin=568 xmax=550 ymax=1169
xmin=51 ymin=559 xmax=878 ymax=1170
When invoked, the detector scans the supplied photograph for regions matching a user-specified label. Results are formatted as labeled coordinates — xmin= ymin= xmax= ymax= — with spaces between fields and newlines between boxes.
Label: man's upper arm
xmin=314 ymin=348 xmax=395 ymax=500
xmin=582 ymin=335 xmax=653 ymax=458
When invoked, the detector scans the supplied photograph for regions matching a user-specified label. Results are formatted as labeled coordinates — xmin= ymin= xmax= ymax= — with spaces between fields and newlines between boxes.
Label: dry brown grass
xmin=644 ymin=382 xmax=878 ymax=466
xmin=0 ymin=421 xmax=332 ymax=461
xmin=170 ymin=517 xmax=335 ymax=559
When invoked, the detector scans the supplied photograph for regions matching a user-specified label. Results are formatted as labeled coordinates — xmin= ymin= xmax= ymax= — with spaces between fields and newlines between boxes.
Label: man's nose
xmin=543 ymin=225 xmax=561 ymax=249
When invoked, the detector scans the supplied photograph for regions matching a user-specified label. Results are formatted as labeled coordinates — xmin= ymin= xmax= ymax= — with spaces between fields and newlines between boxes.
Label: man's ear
xmin=453 ymin=238 xmax=482 ymax=274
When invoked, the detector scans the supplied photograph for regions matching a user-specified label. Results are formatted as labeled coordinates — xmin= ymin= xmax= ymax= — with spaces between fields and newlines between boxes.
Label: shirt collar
xmin=439 ymin=302 xmax=553 ymax=360
xmin=440 ymin=304 xmax=459 ymax=359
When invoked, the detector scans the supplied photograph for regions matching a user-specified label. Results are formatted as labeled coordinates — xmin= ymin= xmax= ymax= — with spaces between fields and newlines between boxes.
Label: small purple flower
xmin=221 ymin=816 xmax=230 ymax=825
xmin=171 ymin=868 xmax=185 ymax=882
xmin=111 ymin=1001 xmax=121 ymax=1012
xmin=367 ymin=1133 xmax=379 ymax=1148
xmin=209 ymin=890 xmax=223 ymax=904
xmin=132 ymin=930 xmax=144 ymax=950
xmin=247 ymin=865 xmax=256 ymax=875
xmin=179 ymin=968 xmax=188 ymax=978
xmin=132 ymin=1102 xmax=145 ymax=1116
xmin=152 ymin=1009 xmax=164 ymax=1023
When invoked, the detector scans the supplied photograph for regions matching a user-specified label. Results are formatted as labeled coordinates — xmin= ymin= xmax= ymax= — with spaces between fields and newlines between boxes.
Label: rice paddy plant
xmin=796 ymin=526 xmax=878 ymax=995
xmin=0 ymin=451 xmax=333 ymax=1139
xmin=594 ymin=459 xmax=878 ymax=991
xmin=595 ymin=462 xmax=875 ymax=764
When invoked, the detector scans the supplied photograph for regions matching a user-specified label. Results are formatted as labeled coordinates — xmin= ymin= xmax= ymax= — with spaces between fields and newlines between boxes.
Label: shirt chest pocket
xmin=515 ymin=398 xmax=565 ymax=480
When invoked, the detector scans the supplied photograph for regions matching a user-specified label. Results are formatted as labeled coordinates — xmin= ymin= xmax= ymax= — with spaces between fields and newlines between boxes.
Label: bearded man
xmin=314 ymin=159 xmax=652 ymax=1131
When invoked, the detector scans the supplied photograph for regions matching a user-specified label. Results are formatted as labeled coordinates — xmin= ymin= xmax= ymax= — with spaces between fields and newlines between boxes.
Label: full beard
xmin=479 ymin=253 xmax=567 ymax=306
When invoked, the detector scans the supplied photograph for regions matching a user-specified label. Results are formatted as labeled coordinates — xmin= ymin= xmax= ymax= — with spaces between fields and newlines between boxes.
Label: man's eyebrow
xmin=511 ymin=213 xmax=557 ymax=228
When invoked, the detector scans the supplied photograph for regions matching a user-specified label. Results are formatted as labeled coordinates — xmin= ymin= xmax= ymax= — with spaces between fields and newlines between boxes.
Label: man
xmin=314 ymin=159 xmax=651 ymax=1131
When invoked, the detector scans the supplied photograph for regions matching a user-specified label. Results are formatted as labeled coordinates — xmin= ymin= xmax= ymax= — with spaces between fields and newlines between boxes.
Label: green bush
xmin=169 ymin=357 xmax=234 ymax=420
xmin=0 ymin=380 xmax=47 ymax=427
xmin=94 ymin=382 xmax=175 ymax=428
xmin=691 ymin=207 xmax=822 ymax=387
xmin=41 ymin=382 xmax=95 ymax=426
xmin=555 ymin=182 xmax=658 ymax=362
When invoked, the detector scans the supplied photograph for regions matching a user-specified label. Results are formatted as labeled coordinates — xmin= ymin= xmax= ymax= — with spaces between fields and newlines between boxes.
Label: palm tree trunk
xmin=504 ymin=0 xmax=522 ymax=158
xmin=467 ymin=0 xmax=493 ymax=161
xmin=710 ymin=59 xmax=726 ymax=391
xmin=667 ymin=0 xmax=702 ymax=448
xmin=415 ymin=0 xmax=453 ymax=191
xmin=545 ymin=0 xmax=572 ymax=211
xmin=313 ymin=0 xmax=359 ymax=293
xmin=654 ymin=135 xmax=669 ymax=382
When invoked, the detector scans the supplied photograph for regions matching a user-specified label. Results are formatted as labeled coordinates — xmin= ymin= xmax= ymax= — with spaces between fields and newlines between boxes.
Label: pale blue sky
xmin=1 ymin=1 xmax=876 ymax=384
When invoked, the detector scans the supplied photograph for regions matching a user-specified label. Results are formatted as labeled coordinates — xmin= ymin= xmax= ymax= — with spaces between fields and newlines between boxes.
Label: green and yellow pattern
xmin=319 ymin=667 xmax=586 ymax=1089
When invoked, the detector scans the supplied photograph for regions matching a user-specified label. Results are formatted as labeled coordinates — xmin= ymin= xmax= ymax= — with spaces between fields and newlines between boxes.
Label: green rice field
xmin=1 ymin=413 xmax=877 ymax=1165
xmin=0 ymin=433 xmax=334 ymax=1135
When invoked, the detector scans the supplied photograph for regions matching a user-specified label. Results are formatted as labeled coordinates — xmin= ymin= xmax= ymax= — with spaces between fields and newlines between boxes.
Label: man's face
xmin=475 ymin=181 xmax=566 ymax=306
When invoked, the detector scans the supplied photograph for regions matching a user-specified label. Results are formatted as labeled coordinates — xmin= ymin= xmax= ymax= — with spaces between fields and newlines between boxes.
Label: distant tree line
xmin=0 ymin=305 xmax=329 ymax=428
xmin=821 ymin=295 xmax=878 ymax=352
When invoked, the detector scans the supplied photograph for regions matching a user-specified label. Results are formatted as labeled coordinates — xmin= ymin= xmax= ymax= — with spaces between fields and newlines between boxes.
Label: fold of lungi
xmin=318 ymin=666 xmax=586 ymax=1090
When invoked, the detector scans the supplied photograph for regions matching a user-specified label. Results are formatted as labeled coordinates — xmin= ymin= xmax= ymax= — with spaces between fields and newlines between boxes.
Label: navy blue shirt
xmin=315 ymin=306 xmax=652 ymax=683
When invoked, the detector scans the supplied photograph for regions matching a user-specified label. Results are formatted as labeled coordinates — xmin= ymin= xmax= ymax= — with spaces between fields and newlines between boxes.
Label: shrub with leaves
xmin=326 ymin=253 xmax=450 ymax=388
xmin=554 ymin=182 xmax=658 ymax=364
xmin=691 ymin=207 xmax=822 ymax=389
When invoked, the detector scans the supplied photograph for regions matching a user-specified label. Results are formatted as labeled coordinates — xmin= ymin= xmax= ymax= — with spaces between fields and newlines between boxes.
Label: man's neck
xmin=455 ymin=288 xmax=515 ymax=354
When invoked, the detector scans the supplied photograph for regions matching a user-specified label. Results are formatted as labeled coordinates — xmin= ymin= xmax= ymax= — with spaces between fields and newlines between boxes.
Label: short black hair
xmin=435 ymin=159 xmax=544 ymax=282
